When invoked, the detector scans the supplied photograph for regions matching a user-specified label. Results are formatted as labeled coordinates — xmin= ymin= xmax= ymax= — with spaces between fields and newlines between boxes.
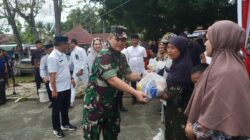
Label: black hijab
xmin=167 ymin=36 xmax=193 ymax=85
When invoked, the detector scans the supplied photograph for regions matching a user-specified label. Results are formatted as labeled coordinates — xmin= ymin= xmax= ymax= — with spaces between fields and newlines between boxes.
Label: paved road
xmin=0 ymin=98 xmax=164 ymax=140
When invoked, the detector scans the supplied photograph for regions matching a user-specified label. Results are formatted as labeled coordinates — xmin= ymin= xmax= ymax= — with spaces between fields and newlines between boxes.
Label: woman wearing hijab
xmin=185 ymin=20 xmax=250 ymax=140
xmin=160 ymin=36 xmax=193 ymax=140
xmin=87 ymin=38 xmax=103 ymax=75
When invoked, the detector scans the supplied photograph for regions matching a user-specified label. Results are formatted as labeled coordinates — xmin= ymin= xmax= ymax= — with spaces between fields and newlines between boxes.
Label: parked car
xmin=0 ymin=44 xmax=36 ymax=76
xmin=15 ymin=58 xmax=34 ymax=75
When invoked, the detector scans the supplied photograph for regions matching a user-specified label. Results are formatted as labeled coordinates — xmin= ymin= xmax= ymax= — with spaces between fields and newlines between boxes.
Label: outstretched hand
xmin=135 ymin=91 xmax=149 ymax=104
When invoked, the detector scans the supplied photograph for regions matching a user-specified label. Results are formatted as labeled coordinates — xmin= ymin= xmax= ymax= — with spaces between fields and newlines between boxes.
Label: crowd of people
xmin=1 ymin=19 xmax=250 ymax=140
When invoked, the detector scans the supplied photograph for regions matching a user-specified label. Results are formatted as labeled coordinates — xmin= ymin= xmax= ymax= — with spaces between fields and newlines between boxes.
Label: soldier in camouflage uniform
xmin=82 ymin=26 xmax=148 ymax=140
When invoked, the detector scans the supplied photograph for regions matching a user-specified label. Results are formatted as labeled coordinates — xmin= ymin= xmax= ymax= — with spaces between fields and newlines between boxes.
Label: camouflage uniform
xmin=82 ymin=43 xmax=132 ymax=140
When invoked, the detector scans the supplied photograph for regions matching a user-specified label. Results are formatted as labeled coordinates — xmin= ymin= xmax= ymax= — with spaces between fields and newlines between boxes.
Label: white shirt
xmin=121 ymin=48 xmax=129 ymax=62
xmin=127 ymin=45 xmax=147 ymax=73
xmin=70 ymin=46 xmax=88 ymax=73
xmin=48 ymin=48 xmax=71 ymax=92
xmin=40 ymin=54 xmax=49 ymax=80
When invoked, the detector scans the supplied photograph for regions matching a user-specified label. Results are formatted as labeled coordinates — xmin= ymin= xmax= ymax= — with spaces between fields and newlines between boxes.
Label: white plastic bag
xmin=137 ymin=73 xmax=166 ymax=99
xmin=155 ymin=61 xmax=166 ymax=73
xmin=153 ymin=128 xmax=165 ymax=140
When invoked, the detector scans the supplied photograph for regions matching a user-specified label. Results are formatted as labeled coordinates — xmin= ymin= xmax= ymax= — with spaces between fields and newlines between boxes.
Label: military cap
xmin=112 ymin=25 xmax=127 ymax=39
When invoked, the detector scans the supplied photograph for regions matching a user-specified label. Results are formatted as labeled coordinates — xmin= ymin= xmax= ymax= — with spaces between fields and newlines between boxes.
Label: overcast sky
xmin=36 ymin=0 xmax=88 ymax=23
xmin=1 ymin=0 xmax=97 ymax=33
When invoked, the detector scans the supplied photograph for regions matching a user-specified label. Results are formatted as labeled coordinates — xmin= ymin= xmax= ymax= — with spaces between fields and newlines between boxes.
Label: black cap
xmin=112 ymin=25 xmax=127 ymax=39
xmin=54 ymin=36 xmax=68 ymax=44
xmin=44 ymin=44 xmax=53 ymax=49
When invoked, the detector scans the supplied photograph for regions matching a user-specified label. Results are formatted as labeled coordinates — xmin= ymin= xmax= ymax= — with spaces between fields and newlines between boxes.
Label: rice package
xmin=137 ymin=73 xmax=166 ymax=99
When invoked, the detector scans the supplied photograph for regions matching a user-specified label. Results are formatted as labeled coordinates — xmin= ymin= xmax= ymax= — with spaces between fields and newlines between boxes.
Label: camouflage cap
xmin=112 ymin=25 xmax=127 ymax=39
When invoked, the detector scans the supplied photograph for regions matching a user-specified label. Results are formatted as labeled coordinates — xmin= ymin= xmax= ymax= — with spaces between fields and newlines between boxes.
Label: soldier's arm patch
xmin=98 ymin=54 xmax=117 ymax=80
xmin=100 ymin=54 xmax=112 ymax=65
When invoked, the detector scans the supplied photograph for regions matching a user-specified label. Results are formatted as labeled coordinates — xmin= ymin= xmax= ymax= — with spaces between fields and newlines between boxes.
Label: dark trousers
xmin=131 ymin=82 xmax=137 ymax=101
xmin=45 ymin=82 xmax=52 ymax=101
xmin=35 ymin=68 xmax=42 ymax=94
xmin=0 ymin=80 xmax=6 ymax=105
xmin=52 ymin=89 xmax=71 ymax=130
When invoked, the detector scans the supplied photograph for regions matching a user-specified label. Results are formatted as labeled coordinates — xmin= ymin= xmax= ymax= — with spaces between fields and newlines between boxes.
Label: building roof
xmin=66 ymin=25 xmax=94 ymax=45
xmin=92 ymin=33 xmax=110 ymax=42
xmin=0 ymin=34 xmax=15 ymax=44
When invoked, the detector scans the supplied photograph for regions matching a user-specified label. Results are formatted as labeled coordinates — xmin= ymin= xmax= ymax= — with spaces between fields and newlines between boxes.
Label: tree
xmin=62 ymin=5 xmax=104 ymax=33
xmin=53 ymin=0 xmax=63 ymax=36
xmin=89 ymin=0 xmax=236 ymax=40
xmin=2 ymin=0 xmax=23 ymax=55
xmin=14 ymin=0 xmax=45 ymax=41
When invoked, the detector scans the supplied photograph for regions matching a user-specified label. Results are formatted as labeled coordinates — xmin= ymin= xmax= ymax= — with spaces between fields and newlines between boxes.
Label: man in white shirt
xmin=126 ymin=34 xmax=147 ymax=104
xmin=69 ymin=39 xmax=88 ymax=107
xmin=40 ymin=43 xmax=54 ymax=108
xmin=48 ymin=36 xmax=77 ymax=138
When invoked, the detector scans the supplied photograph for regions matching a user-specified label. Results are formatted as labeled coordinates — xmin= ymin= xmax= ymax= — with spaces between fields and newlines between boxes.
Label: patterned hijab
xmin=185 ymin=20 xmax=250 ymax=137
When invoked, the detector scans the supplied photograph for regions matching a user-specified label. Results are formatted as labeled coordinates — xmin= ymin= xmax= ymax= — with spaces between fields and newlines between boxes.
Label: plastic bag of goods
xmin=137 ymin=73 xmax=166 ymax=99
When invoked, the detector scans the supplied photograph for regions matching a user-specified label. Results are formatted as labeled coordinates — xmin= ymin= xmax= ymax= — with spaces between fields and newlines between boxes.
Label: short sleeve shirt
xmin=127 ymin=45 xmax=147 ymax=73
xmin=83 ymin=44 xmax=131 ymax=119
xmin=47 ymin=49 xmax=71 ymax=92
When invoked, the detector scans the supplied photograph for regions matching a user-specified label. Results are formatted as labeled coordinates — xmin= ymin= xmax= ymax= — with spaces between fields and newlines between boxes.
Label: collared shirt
xmin=48 ymin=48 xmax=71 ymax=92
xmin=70 ymin=46 xmax=87 ymax=73
xmin=127 ymin=45 xmax=147 ymax=73
xmin=83 ymin=44 xmax=132 ymax=120
xmin=40 ymin=54 xmax=49 ymax=80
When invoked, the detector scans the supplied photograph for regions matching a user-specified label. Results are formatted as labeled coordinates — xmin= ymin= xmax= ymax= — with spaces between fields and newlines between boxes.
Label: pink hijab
xmin=185 ymin=20 xmax=250 ymax=137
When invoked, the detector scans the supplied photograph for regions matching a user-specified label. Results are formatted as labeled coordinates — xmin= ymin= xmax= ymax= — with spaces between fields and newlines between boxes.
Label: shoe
xmin=53 ymin=129 xmax=64 ymax=138
xmin=61 ymin=124 xmax=77 ymax=131
xmin=120 ymin=106 xmax=128 ymax=112
xmin=48 ymin=103 xmax=52 ymax=108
